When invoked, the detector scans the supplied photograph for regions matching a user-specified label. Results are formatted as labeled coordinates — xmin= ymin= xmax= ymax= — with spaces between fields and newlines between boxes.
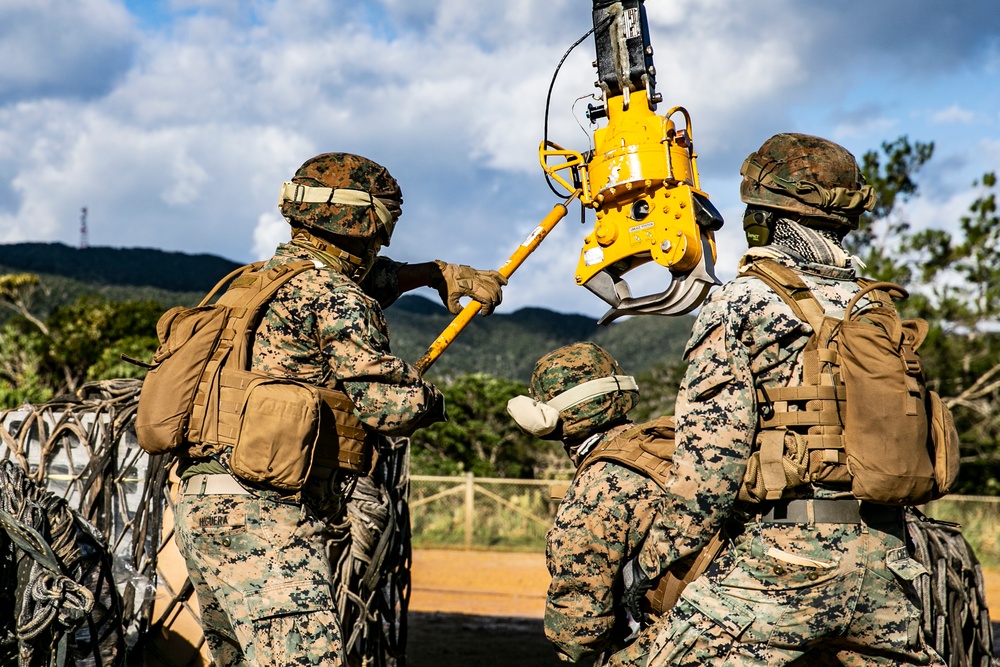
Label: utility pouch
xmin=229 ymin=378 xmax=321 ymax=492
xmin=928 ymin=391 xmax=960 ymax=494
xmin=838 ymin=284 xmax=936 ymax=505
xmin=136 ymin=304 xmax=230 ymax=454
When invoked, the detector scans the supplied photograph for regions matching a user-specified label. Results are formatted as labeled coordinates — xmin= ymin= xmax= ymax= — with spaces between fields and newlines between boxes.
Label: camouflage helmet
xmin=530 ymin=342 xmax=638 ymax=441
xmin=279 ymin=152 xmax=403 ymax=246
xmin=739 ymin=133 xmax=876 ymax=230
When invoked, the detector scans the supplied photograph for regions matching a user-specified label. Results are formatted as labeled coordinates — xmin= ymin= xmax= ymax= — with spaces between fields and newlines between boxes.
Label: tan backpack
xmin=740 ymin=258 xmax=960 ymax=506
xmin=134 ymin=260 xmax=373 ymax=490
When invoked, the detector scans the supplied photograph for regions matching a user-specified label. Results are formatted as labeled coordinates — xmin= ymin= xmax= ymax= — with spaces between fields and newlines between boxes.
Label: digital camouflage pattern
xmin=740 ymin=133 xmax=875 ymax=229
xmin=360 ymin=255 xmax=404 ymax=308
xmin=175 ymin=241 xmax=444 ymax=666
xmin=253 ymin=243 xmax=443 ymax=436
xmin=617 ymin=519 xmax=939 ymax=667
xmin=618 ymin=248 xmax=946 ymax=666
xmin=531 ymin=342 xmax=638 ymax=442
xmin=174 ymin=491 xmax=345 ymax=666
xmin=545 ymin=424 xmax=662 ymax=665
xmin=280 ymin=152 xmax=403 ymax=245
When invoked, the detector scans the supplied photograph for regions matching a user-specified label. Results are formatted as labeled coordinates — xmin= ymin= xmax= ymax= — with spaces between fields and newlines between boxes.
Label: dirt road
xmin=408 ymin=549 xmax=1000 ymax=666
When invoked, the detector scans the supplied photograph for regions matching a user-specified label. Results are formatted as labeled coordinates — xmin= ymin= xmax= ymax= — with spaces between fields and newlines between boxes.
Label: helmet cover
xmin=739 ymin=133 xmax=876 ymax=230
xmin=530 ymin=342 xmax=638 ymax=441
xmin=280 ymin=152 xmax=403 ymax=245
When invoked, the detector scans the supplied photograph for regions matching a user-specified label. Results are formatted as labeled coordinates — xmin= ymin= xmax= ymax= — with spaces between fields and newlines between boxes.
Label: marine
xmin=508 ymin=342 xmax=675 ymax=665
xmin=615 ymin=133 xmax=949 ymax=667
xmin=172 ymin=152 xmax=506 ymax=666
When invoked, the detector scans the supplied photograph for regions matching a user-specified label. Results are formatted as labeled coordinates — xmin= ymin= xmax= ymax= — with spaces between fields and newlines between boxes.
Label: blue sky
xmin=1 ymin=0 xmax=998 ymax=319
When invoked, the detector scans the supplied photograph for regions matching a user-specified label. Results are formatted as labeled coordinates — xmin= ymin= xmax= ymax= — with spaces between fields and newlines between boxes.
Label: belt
xmin=180 ymin=473 xmax=252 ymax=496
xmin=758 ymin=499 xmax=903 ymax=524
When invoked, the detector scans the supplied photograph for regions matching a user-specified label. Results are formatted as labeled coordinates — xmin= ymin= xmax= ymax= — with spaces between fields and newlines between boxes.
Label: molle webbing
xmin=577 ymin=417 xmax=676 ymax=490
xmin=185 ymin=260 xmax=372 ymax=474
xmin=740 ymin=259 xmax=854 ymax=502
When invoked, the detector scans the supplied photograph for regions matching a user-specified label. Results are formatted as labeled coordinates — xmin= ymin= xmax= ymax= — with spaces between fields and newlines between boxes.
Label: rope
xmin=0 ymin=378 xmax=414 ymax=666
xmin=0 ymin=459 xmax=125 ymax=666
xmin=905 ymin=508 xmax=997 ymax=667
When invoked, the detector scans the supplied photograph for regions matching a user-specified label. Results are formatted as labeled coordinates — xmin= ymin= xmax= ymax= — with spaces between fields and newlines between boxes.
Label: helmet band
xmin=546 ymin=374 xmax=638 ymax=411
xmin=506 ymin=374 xmax=638 ymax=437
xmin=740 ymin=154 xmax=876 ymax=218
xmin=278 ymin=182 xmax=398 ymax=240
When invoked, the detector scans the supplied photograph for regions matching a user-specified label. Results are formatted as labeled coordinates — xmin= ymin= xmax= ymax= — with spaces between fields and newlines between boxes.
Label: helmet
xmin=530 ymin=342 xmax=638 ymax=441
xmin=279 ymin=152 xmax=403 ymax=246
xmin=739 ymin=133 xmax=876 ymax=230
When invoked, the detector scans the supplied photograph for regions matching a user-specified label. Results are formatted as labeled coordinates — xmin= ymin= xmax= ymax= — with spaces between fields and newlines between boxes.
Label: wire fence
xmin=410 ymin=474 xmax=565 ymax=551
xmin=411 ymin=474 xmax=1000 ymax=568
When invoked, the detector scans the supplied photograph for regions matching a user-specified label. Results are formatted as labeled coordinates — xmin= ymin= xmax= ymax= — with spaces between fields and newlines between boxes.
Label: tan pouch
xmin=136 ymin=304 xmax=229 ymax=454
xmin=230 ymin=378 xmax=321 ymax=491
xmin=928 ymin=391 xmax=960 ymax=494
xmin=838 ymin=293 xmax=936 ymax=505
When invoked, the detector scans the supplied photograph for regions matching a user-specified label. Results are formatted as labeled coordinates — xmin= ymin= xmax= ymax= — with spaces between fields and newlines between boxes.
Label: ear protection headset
xmin=506 ymin=375 xmax=638 ymax=437
xmin=742 ymin=207 xmax=775 ymax=247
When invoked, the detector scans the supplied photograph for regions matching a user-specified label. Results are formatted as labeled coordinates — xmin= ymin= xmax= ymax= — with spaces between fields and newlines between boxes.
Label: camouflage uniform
xmin=510 ymin=343 xmax=661 ymax=664
xmin=612 ymin=251 xmax=947 ymax=667
xmin=546 ymin=429 xmax=662 ymax=664
xmin=174 ymin=153 xmax=448 ymax=666
xmin=613 ymin=134 xmax=947 ymax=667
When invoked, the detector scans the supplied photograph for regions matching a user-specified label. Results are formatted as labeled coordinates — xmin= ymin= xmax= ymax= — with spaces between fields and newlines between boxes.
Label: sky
xmin=1 ymin=0 xmax=999 ymax=319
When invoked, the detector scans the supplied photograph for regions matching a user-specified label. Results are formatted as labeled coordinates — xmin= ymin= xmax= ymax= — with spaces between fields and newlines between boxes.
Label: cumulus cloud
xmin=0 ymin=0 xmax=998 ymax=319
xmin=0 ymin=0 xmax=136 ymax=103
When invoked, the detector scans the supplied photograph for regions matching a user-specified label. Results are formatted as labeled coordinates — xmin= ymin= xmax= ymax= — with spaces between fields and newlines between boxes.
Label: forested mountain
xmin=0 ymin=242 xmax=242 ymax=292
xmin=0 ymin=242 xmax=692 ymax=382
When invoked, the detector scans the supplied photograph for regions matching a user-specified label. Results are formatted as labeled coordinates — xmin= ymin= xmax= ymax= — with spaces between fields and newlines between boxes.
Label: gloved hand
xmin=622 ymin=557 xmax=653 ymax=625
xmin=431 ymin=260 xmax=507 ymax=316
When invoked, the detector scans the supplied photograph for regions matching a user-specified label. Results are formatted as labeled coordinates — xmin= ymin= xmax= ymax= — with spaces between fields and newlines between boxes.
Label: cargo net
xmin=0 ymin=378 xmax=412 ymax=667
xmin=906 ymin=508 xmax=998 ymax=667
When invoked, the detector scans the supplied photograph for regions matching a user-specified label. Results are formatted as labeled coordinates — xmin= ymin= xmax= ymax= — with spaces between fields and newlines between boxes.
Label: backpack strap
xmin=188 ymin=260 xmax=319 ymax=441
xmin=739 ymin=258 xmax=826 ymax=332
xmin=197 ymin=261 xmax=267 ymax=307
xmin=225 ymin=260 xmax=319 ymax=368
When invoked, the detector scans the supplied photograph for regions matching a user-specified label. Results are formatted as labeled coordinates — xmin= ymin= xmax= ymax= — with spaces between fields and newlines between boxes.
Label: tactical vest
xmin=575 ymin=416 xmax=724 ymax=617
xmin=135 ymin=260 xmax=373 ymax=489
xmin=738 ymin=258 xmax=959 ymax=506
xmin=576 ymin=416 xmax=676 ymax=490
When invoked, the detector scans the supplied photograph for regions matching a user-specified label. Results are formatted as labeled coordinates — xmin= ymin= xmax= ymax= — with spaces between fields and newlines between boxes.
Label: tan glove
xmin=431 ymin=260 xmax=507 ymax=316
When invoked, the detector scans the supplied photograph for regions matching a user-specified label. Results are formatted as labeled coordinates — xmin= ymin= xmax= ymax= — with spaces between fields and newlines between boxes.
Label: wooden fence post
xmin=464 ymin=472 xmax=475 ymax=549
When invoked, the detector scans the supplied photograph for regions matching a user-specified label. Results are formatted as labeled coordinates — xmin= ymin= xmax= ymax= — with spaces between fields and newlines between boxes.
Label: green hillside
xmin=386 ymin=296 xmax=692 ymax=381
xmin=0 ymin=243 xmax=692 ymax=381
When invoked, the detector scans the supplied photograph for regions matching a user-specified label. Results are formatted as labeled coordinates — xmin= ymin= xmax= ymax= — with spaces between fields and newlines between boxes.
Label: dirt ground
xmin=408 ymin=549 xmax=1000 ymax=667
xmin=147 ymin=547 xmax=1000 ymax=666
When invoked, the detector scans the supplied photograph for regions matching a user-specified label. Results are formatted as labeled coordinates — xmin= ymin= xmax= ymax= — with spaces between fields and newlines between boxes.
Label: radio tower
xmin=79 ymin=207 xmax=88 ymax=249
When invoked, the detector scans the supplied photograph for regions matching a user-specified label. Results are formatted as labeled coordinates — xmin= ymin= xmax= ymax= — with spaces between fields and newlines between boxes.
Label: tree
xmin=847 ymin=136 xmax=935 ymax=285
xmin=0 ymin=273 xmax=50 ymax=334
xmin=0 ymin=324 xmax=52 ymax=408
xmin=410 ymin=374 xmax=566 ymax=478
xmin=42 ymin=297 xmax=162 ymax=393
xmin=630 ymin=360 xmax=685 ymax=423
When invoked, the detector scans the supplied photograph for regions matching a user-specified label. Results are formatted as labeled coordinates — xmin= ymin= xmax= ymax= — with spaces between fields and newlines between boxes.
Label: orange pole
xmin=415 ymin=191 xmax=581 ymax=375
